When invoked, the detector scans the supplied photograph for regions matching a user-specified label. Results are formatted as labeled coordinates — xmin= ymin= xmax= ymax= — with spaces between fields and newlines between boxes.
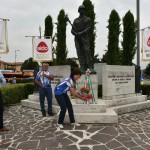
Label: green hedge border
xmin=0 ymin=83 xmax=34 ymax=105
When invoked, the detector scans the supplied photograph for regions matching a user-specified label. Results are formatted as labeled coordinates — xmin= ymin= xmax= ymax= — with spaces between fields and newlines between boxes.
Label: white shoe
xmin=57 ymin=124 xmax=64 ymax=129
xmin=71 ymin=122 xmax=81 ymax=126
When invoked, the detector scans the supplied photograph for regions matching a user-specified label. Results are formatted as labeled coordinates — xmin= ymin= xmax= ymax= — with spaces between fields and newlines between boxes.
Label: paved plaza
xmin=1 ymin=104 xmax=150 ymax=150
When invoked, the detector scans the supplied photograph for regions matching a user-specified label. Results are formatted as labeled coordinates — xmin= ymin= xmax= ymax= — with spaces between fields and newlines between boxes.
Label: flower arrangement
xmin=79 ymin=87 xmax=93 ymax=104
xmin=80 ymin=87 xmax=90 ymax=94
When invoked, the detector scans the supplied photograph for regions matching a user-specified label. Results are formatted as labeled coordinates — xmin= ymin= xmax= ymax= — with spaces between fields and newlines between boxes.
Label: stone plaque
xmin=102 ymin=65 xmax=135 ymax=99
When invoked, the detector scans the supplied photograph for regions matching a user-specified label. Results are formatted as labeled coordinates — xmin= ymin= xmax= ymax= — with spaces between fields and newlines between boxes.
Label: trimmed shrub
xmin=0 ymin=83 xmax=34 ymax=105
xmin=141 ymin=84 xmax=150 ymax=97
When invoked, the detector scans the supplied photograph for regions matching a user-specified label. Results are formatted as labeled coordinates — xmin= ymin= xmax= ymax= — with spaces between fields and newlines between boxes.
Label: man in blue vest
xmin=35 ymin=63 xmax=54 ymax=117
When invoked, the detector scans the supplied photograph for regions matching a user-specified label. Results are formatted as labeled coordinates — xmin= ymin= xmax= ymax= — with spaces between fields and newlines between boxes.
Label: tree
xmin=106 ymin=9 xmax=121 ymax=65
xmin=44 ymin=15 xmax=53 ymax=38
xmin=82 ymin=0 xmax=96 ymax=62
xmin=145 ymin=63 xmax=150 ymax=75
xmin=66 ymin=58 xmax=79 ymax=72
xmin=44 ymin=15 xmax=56 ymax=66
xmin=122 ymin=11 xmax=136 ymax=65
xmin=56 ymin=9 xmax=67 ymax=65
xmin=21 ymin=57 xmax=39 ymax=71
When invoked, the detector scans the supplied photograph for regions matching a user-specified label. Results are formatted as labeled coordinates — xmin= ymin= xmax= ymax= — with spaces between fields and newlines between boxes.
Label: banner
xmin=32 ymin=38 xmax=52 ymax=62
xmin=142 ymin=29 xmax=150 ymax=60
xmin=0 ymin=20 xmax=9 ymax=53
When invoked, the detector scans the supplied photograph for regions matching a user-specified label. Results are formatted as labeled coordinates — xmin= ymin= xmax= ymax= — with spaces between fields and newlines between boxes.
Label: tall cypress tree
xmin=44 ymin=15 xmax=53 ymax=38
xmin=56 ymin=9 xmax=67 ymax=65
xmin=44 ymin=15 xmax=56 ymax=65
xmin=122 ymin=11 xmax=136 ymax=65
xmin=106 ymin=9 xmax=121 ymax=65
xmin=82 ymin=0 xmax=96 ymax=61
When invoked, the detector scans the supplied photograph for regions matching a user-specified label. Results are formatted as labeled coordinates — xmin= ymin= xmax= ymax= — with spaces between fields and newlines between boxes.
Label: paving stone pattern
xmin=1 ymin=105 xmax=150 ymax=150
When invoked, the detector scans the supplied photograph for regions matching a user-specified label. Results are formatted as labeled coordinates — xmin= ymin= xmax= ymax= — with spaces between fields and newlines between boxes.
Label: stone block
xmin=94 ymin=63 xmax=106 ymax=85
xmin=102 ymin=65 xmax=135 ymax=99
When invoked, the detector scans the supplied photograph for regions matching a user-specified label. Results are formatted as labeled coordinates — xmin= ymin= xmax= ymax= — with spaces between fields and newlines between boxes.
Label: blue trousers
xmin=39 ymin=87 xmax=52 ymax=113
xmin=55 ymin=93 xmax=75 ymax=124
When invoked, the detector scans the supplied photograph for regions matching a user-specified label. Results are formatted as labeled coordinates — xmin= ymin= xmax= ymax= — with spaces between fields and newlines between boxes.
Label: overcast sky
xmin=0 ymin=0 xmax=150 ymax=69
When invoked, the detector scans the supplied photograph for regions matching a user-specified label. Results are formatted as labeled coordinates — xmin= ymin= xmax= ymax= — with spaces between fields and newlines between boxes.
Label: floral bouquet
xmin=80 ymin=87 xmax=90 ymax=94
xmin=79 ymin=87 xmax=94 ymax=104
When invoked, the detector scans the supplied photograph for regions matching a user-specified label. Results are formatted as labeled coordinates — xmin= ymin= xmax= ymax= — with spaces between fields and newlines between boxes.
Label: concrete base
xmin=64 ymin=108 xmax=118 ymax=124
xmin=21 ymin=94 xmax=150 ymax=124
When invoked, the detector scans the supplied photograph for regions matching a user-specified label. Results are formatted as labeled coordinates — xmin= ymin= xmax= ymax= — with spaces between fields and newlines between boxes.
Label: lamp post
xmin=15 ymin=50 xmax=19 ymax=71
xmin=135 ymin=0 xmax=141 ymax=94
xmin=39 ymin=25 xmax=41 ymax=39
xmin=136 ymin=0 xmax=140 ymax=66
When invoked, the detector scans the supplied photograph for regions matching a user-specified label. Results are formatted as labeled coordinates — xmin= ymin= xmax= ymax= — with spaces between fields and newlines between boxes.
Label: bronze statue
xmin=71 ymin=5 xmax=95 ymax=73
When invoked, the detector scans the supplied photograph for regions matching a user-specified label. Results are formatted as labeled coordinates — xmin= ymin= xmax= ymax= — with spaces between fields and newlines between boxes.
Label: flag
xmin=32 ymin=38 xmax=52 ymax=62
xmin=0 ymin=20 xmax=9 ymax=53
xmin=142 ymin=29 xmax=150 ymax=60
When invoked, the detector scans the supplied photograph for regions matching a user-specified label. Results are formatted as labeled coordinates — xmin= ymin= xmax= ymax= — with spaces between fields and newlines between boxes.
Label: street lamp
xmin=136 ymin=0 xmax=140 ymax=66
xmin=15 ymin=50 xmax=19 ymax=71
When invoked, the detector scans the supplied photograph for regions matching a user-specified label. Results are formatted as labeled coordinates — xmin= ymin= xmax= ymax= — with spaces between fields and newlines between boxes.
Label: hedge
xmin=0 ymin=83 xmax=34 ymax=105
xmin=141 ymin=84 xmax=150 ymax=97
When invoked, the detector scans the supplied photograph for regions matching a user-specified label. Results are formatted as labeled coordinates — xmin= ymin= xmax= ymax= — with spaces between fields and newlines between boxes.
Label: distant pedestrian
xmin=35 ymin=63 xmax=54 ymax=117
xmin=0 ymin=71 xmax=9 ymax=132
xmin=12 ymin=77 xmax=16 ymax=84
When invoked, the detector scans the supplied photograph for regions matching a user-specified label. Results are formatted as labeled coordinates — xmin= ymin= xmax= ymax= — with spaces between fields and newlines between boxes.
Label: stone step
xmin=64 ymin=108 xmax=118 ymax=124
xmin=28 ymin=94 xmax=39 ymax=101
xmin=21 ymin=99 xmax=60 ymax=113
xmin=101 ymin=95 xmax=147 ymax=107
xmin=112 ymin=100 xmax=150 ymax=114
xmin=28 ymin=94 xmax=58 ymax=105
xmin=21 ymin=99 xmax=106 ymax=113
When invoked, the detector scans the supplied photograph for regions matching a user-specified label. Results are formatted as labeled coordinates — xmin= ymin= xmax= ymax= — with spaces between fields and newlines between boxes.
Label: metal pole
xmin=137 ymin=0 xmax=140 ymax=66
xmin=15 ymin=50 xmax=16 ymax=71
xmin=39 ymin=25 xmax=41 ymax=39
xmin=15 ymin=50 xmax=19 ymax=71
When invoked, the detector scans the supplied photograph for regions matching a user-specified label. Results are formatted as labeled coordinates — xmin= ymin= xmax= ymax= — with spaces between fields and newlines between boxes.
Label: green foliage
xmin=44 ymin=15 xmax=56 ymax=66
xmin=66 ymin=58 xmax=79 ymax=72
xmin=21 ymin=57 xmax=39 ymax=71
xmin=106 ymin=9 xmax=121 ymax=65
xmin=141 ymin=84 xmax=150 ymax=97
xmin=0 ymin=83 xmax=34 ymax=105
xmin=144 ymin=63 xmax=150 ymax=75
xmin=44 ymin=15 xmax=53 ymax=38
xmin=94 ymin=53 xmax=101 ymax=63
xmin=56 ymin=9 xmax=67 ymax=65
xmin=122 ymin=11 xmax=136 ymax=65
xmin=82 ymin=0 xmax=96 ymax=62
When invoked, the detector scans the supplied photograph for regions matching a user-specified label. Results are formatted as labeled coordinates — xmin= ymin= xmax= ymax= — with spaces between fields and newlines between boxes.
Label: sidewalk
xmin=1 ymin=104 xmax=150 ymax=150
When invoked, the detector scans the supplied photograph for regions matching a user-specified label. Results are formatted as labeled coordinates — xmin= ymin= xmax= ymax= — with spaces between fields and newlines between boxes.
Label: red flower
xmin=80 ymin=87 xmax=90 ymax=94
xmin=87 ymin=94 xmax=93 ymax=99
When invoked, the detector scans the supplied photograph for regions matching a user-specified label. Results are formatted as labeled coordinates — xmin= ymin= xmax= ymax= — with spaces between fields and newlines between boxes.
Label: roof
xmin=0 ymin=60 xmax=23 ymax=66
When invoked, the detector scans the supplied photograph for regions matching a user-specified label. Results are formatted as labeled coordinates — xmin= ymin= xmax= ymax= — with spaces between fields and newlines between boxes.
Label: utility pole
xmin=15 ymin=50 xmax=19 ymax=71
xmin=136 ymin=0 xmax=140 ymax=66
xmin=39 ymin=25 xmax=41 ymax=39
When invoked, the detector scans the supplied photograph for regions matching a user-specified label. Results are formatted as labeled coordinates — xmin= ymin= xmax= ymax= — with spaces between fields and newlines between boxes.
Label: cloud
xmin=0 ymin=0 xmax=150 ymax=69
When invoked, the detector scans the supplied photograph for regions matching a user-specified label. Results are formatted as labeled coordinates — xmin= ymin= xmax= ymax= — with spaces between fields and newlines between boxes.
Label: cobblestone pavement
xmin=1 ymin=105 xmax=150 ymax=150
